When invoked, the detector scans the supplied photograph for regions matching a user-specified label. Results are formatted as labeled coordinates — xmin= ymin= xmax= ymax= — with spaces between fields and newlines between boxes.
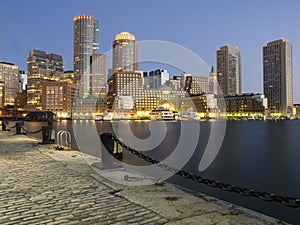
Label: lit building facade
xmin=180 ymin=73 xmax=208 ymax=96
xmin=217 ymin=45 xmax=241 ymax=96
xmin=27 ymin=49 xmax=64 ymax=110
xmin=60 ymin=70 xmax=74 ymax=83
xmin=0 ymin=82 xmax=4 ymax=109
xmin=149 ymin=69 xmax=169 ymax=88
xmin=107 ymin=71 xmax=143 ymax=109
xmin=263 ymin=38 xmax=293 ymax=116
xmin=209 ymin=66 xmax=218 ymax=95
xmin=90 ymin=54 xmax=106 ymax=97
xmin=112 ymin=31 xmax=138 ymax=72
xmin=72 ymin=98 xmax=107 ymax=119
xmin=73 ymin=15 xmax=100 ymax=98
xmin=0 ymin=62 xmax=19 ymax=106
xmin=41 ymin=81 xmax=76 ymax=118
xmin=223 ymin=94 xmax=268 ymax=118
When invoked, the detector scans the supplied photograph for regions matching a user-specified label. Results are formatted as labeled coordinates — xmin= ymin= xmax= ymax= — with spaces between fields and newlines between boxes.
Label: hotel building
xmin=263 ymin=38 xmax=293 ymax=116
xmin=217 ymin=45 xmax=241 ymax=96
xmin=0 ymin=62 xmax=19 ymax=106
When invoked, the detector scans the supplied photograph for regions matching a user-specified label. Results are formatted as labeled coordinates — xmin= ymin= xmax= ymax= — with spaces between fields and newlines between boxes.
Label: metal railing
xmin=107 ymin=132 xmax=300 ymax=208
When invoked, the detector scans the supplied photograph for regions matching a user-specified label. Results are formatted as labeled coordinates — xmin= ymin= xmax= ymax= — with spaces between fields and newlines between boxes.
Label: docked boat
xmin=149 ymin=108 xmax=175 ymax=120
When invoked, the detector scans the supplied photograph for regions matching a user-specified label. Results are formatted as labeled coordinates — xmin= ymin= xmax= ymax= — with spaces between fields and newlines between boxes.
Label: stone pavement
xmin=0 ymin=131 xmax=289 ymax=225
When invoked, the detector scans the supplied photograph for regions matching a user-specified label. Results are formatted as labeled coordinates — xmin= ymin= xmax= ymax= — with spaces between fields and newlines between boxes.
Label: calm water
xmin=15 ymin=120 xmax=300 ymax=224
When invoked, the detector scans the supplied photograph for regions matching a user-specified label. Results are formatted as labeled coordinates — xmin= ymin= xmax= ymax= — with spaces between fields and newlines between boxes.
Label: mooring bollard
xmin=15 ymin=122 xmax=22 ymax=135
xmin=42 ymin=125 xmax=53 ymax=144
xmin=2 ymin=122 xmax=6 ymax=131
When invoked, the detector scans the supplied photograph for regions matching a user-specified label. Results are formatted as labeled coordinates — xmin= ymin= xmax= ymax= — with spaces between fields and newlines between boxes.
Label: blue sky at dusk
xmin=1 ymin=0 xmax=300 ymax=102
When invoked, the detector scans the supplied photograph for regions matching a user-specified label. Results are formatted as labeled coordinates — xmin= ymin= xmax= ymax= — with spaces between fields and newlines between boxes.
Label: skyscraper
xmin=73 ymin=15 xmax=100 ymax=98
xmin=90 ymin=54 xmax=106 ymax=97
xmin=263 ymin=38 xmax=293 ymax=116
xmin=27 ymin=49 xmax=64 ymax=110
xmin=112 ymin=31 xmax=138 ymax=72
xmin=0 ymin=62 xmax=19 ymax=106
xmin=149 ymin=69 xmax=169 ymax=89
xmin=217 ymin=45 xmax=241 ymax=96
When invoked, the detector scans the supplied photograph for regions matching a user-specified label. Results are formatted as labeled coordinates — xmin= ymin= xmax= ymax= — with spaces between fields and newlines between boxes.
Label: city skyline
xmin=1 ymin=0 xmax=300 ymax=102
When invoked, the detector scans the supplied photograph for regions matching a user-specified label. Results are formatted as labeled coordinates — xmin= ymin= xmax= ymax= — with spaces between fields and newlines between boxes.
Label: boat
xmin=149 ymin=107 xmax=175 ymax=120
xmin=179 ymin=108 xmax=200 ymax=121
xmin=94 ymin=115 xmax=103 ymax=121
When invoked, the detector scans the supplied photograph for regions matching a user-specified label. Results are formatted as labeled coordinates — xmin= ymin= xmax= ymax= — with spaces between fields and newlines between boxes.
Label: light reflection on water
xmin=23 ymin=119 xmax=300 ymax=224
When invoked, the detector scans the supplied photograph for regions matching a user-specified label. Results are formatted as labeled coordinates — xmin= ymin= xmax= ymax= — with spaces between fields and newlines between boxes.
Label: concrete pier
xmin=0 ymin=131 xmax=289 ymax=224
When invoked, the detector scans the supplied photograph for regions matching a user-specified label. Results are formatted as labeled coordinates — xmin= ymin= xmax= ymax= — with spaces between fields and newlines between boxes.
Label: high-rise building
xmin=263 ymin=38 xmax=293 ymax=116
xmin=27 ymin=49 xmax=64 ymax=110
xmin=149 ymin=69 xmax=169 ymax=89
xmin=112 ymin=31 xmax=138 ymax=72
xmin=90 ymin=54 xmax=106 ymax=97
xmin=73 ymin=15 xmax=100 ymax=98
xmin=0 ymin=62 xmax=19 ymax=106
xmin=217 ymin=45 xmax=241 ymax=96
xmin=107 ymin=71 xmax=143 ymax=109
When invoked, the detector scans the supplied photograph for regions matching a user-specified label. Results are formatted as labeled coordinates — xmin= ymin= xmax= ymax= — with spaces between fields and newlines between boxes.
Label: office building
xmin=0 ymin=82 xmax=4 ymax=109
xmin=107 ymin=71 xmax=143 ymax=109
xmin=217 ymin=45 xmax=241 ymax=96
xmin=41 ymin=81 xmax=76 ymax=118
xmin=180 ymin=73 xmax=208 ymax=96
xmin=263 ymin=38 xmax=293 ymax=116
xmin=223 ymin=94 xmax=268 ymax=118
xmin=90 ymin=54 xmax=106 ymax=97
xmin=149 ymin=69 xmax=169 ymax=88
xmin=27 ymin=49 xmax=64 ymax=110
xmin=112 ymin=31 xmax=138 ymax=72
xmin=73 ymin=15 xmax=100 ymax=98
xmin=0 ymin=62 xmax=19 ymax=106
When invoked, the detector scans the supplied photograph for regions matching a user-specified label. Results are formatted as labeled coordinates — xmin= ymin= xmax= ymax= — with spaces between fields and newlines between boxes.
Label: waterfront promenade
xmin=0 ymin=131 xmax=289 ymax=224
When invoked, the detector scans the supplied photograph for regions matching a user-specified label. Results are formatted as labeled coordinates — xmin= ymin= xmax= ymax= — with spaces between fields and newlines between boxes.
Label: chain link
xmin=20 ymin=126 xmax=42 ymax=134
xmin=111 ymin=134 xmax=300 ymax=208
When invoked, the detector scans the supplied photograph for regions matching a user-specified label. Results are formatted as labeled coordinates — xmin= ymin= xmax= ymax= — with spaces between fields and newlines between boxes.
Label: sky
xmin=1 ymin=0 xmax=300 ymax=102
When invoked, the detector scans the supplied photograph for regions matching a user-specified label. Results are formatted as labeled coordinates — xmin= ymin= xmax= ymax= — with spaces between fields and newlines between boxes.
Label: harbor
xmin=0 ymin=130 xmax=289 ymax=225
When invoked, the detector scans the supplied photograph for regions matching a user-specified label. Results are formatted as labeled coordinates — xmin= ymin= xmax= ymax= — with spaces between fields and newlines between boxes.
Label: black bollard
xmin=42 ymin=125 xmax=53 ymax=144
xmin=16 ymin=122 xmax=22 ymax=135
xmin=92 ymin=132 xmax=122 ymax=169
xmin=2 ymin=122 xmax=6 ymax=131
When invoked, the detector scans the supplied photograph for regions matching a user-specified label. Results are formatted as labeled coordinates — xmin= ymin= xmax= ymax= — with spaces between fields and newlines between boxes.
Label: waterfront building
xmin=107 ymin=71 xmax=143 ymax=110
xmin=149 ymin=69 xmax=169 ymax=88
xmin=73 ymin=15 xmax=100 ymax=98
xmin=263 ymin=38 xmax=293 ymax=116
xmin=41 ymin=81 xmax=76 ymax=118
xmin=217 ymin=45 xmax=241 ymax=96
xmin=294 ymin=104 xmax=300 ymax=119
xmin=72 ymin=97 xmax=107 ymax=119
xmin=0 ymin=62 xmax=19 ymax=106
xmin=90 ymin=54 xmax=106 ymax=97
xmin=180 ymin=73 xmax=208 ymax=96
xmin=223 ymin=93 xmax=268 ymax=118
xmin=0 ymin=82 xmax=4 ymax=109
xmin=209 ymin=66 xmax=218 ymax=95
xmin=166 ymin=76 xmax=181 ymax=90
xmin=26 ymin=49 xmax=64 ymax=110
xmin=112 ymin=31 xmax=138 ymax=72
xmin=14 ymin=91 xmax=27 ymax=109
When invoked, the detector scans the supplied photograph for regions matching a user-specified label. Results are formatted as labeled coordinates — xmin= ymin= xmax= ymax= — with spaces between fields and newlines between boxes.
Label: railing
xmin=56 ymin=130 xmax=72 ymax=149
xmin=104 ymin=132 xmax=300 ymax=208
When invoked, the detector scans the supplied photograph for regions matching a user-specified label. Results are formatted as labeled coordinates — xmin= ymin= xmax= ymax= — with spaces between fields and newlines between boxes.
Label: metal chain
xmin=111 ymin=134 xmax=300 ymax=208
xmin=20 ymin=126 xmax=42 ymax=134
